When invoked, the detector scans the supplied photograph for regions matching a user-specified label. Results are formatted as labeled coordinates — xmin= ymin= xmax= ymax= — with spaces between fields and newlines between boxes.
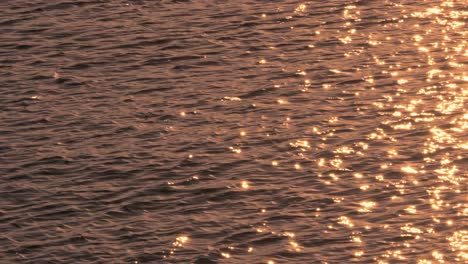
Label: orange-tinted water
xmin=0 ymin=1 xmax=466 ymax=263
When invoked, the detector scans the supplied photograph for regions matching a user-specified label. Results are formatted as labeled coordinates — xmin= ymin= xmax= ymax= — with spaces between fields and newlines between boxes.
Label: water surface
xmin=0 ymin=0 xmax=466 ymax=263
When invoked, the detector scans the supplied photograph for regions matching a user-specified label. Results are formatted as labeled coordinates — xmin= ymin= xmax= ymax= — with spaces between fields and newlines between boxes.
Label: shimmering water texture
xmin=0 ymin=0 xmax=467 ymax=263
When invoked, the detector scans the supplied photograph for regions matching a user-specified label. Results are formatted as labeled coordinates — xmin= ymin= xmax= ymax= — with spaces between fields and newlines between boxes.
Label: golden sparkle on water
xmin=338 ymin=216 xmax=354 ymax=228
xmin=172 ymin=236 xmax=189 ymax=247
xmin=241 ymin=180 xmax=249 ymax=189
xmin=171 ymin=1 xmax=464 ymax=263
xmin=359 ymin=201 xmax=377 ymax=212
xmin=229 ymin=146 xmax=242 ymax=154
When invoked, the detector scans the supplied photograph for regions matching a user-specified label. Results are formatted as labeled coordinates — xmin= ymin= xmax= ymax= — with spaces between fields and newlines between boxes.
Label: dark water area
xmin=0 ymin=0 xmax=467 ymax=263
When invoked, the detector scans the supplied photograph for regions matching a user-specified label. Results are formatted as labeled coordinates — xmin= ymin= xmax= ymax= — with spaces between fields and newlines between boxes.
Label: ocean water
xmin=0 ymin=0 xmax=466 ymax=263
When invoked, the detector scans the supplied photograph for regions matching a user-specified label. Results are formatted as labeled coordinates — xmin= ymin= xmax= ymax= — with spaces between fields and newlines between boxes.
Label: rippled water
xmin=0 ymin=0 xmax=467 ymax=263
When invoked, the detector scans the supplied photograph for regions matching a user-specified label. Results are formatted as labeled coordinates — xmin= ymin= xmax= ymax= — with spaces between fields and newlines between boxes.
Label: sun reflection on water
xmin=153 ymin=0 xmax=465 ymax=263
